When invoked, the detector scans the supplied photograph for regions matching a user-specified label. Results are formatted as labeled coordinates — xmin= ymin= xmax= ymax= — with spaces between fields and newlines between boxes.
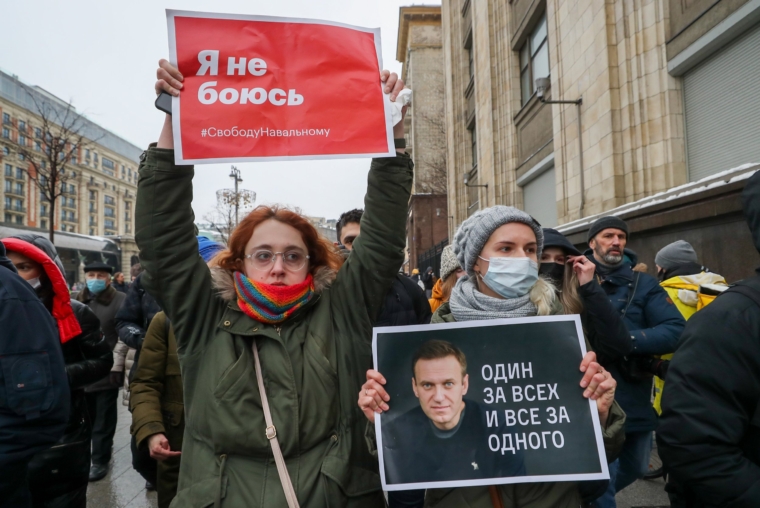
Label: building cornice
xmin=396 ymin=6 xmax=442 ymax=63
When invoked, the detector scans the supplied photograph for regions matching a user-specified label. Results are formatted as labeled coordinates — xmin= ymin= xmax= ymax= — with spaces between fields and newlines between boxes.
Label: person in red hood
xmin=2 ymin=234 xmax=113 ymax=508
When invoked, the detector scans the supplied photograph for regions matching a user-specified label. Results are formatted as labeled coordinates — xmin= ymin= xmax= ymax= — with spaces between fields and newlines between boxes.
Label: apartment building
xmin=0 ymin=68 xmax=142 ymax=274
xmin=442 ymin=0 xmax=760 ymax=280
xmin=397 ymin=6 xmax=450 ymax=272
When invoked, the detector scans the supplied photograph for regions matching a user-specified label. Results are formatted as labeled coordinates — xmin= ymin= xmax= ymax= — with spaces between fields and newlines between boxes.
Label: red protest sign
xmin=166 ymin=11 xmax=395 ymax=164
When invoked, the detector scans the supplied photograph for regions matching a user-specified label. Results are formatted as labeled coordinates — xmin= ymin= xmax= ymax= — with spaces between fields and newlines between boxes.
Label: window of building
xmin=40 ymin=160 xmax=46 ymax=169
xmin=41 ymin=203 xmax=48 ymax=215
xmin=35 ymin=127 xmax=41 ymax=138
xmin=41 ymin=219 xmax=48 ymax=230
xmin=104 ymin=219 xmax=115 ymax=229
xmin=465 ymin=31 xmax=474 ymax=79
xmin=15 ymin=215 xmax=22 ymax=225
xmin=2 ymin=127 xmax=9 ymax=139
xmin=2 ymin=113 xmax=10 ymax=125
xmin=89 ymin=190 xmax=96 ymax=201
xmin=4 ymin=213 xmax=11 ymax=223
xmin=4 ymin=181 xmax=10 ymax=193
xmin=2 ymin=147 xmax=9 ymax=156
xmin=4 ymin=164 xmax=11 ymax=176
xmin=520 ymin=16 xmax=549 ymax=105
xmin=34 ymin=141 xmax=41 ymax=151
xmin=93 ymin=153 xmax=99 ymax=167
xmin=89 ymin=228 xmax=94 ymax=235
xmin=69 ymin=211 xmax=75 ymax=221
xmin=68 ymin=197 xmax=75 ymax=208
xmin=14 ymin=199 xmax=22 ymax=212
xmin=16 ymin=167 xmax=23 ymax=179
xmin=4 ymin=197 xmax=10 ymax=209
xmin=19 ymin=135 xmax=26 ymax=147
xmin=15 ymin=182 xmax=23 ymax=195
xmin=69 ymin=184 xmax=75 ymax=194
xmin=104 ymin=195 xmax=115 ymax=205
xmin=18 ymin=153 xmax=24 ymax=161
xmin=105 ymin=206 xmax=115 ymax=218
xmin=18 ymin=121 xmax=26 ymax=132
xmin=102 ymin=157 xmax=115 ymax=170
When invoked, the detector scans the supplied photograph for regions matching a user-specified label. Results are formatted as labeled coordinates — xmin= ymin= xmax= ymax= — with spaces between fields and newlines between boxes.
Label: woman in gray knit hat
xmin=359 ymin=205 xmax=625 ymax=508
xmin=428 ymin=245 xmax=465 ymax=312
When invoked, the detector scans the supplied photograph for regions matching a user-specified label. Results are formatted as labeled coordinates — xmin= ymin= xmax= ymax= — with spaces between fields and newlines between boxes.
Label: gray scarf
xmin=449 ymin=276 xmax=537 ymax=322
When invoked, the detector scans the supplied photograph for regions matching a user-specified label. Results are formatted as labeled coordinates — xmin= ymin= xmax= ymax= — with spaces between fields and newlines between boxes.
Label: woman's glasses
xmin=244 ymin=250 xmax=310 ymax=272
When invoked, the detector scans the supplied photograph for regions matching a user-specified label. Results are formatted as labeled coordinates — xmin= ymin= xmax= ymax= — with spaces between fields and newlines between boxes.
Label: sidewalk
xmin=86 ymin=401 xmax=157 ymax=508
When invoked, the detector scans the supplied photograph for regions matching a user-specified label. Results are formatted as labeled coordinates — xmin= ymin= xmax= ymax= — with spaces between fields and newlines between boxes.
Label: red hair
xmin=214 ymin=205 xmax=343 ymax=276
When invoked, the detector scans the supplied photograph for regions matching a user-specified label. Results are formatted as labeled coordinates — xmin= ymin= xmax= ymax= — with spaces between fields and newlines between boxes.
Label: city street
xmin=90 ymin=400 xmax=670 ymax=508
xmin=86 ymin=403 xmax=157 ymax=508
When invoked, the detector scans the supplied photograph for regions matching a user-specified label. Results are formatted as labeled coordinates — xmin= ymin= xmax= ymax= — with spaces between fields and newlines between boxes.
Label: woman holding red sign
xmin=133 ymin=60 xmax=409 ymax=507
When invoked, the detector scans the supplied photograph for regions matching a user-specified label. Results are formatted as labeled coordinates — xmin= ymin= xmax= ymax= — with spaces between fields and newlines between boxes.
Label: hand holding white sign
xmin=360 ymin=351 xmax=616 ymax=426
xmin=153 ymin=60 xmax=407 ymax=154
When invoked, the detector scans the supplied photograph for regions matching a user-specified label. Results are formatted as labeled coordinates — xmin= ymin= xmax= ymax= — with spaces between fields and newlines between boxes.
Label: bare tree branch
xmin=201 ymin=188 xmax=256 ymax=244
xmin=5 ymin=84 xmax=102 ymax=242
xmin=412 ymin=108 xmax=448 ymax=195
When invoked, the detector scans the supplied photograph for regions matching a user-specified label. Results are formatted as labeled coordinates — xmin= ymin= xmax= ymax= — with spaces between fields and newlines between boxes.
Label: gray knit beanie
xmin=439 ymin=245 xmax=460 ymax=282
xmin=453 ymin=206 xmax=544 ymax=276
xmin=655 ymin=240 xmax=698 ymax=270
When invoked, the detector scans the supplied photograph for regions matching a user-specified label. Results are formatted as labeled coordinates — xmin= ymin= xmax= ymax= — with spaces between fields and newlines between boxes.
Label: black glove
xmin=110 ymin=371 xmax=125 ymax=387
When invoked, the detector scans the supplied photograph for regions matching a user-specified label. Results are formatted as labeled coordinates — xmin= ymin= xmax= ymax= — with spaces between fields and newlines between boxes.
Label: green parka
xmin=135 ymin=147 xmax=412 ymax=508
xmin=422 ymin=302 xmax=627 ymax=508
xmin=129 ymin=311 xmax=183 ymax=508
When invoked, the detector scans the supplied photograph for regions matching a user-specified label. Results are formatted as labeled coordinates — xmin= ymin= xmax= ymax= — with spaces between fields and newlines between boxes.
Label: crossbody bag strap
xmin=252 ymin=339 xmax=300 ymax=508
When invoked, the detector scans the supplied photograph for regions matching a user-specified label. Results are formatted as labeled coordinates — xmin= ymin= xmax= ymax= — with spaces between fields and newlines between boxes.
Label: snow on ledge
xmin=556 ymin=163 xmax=760 ymax=235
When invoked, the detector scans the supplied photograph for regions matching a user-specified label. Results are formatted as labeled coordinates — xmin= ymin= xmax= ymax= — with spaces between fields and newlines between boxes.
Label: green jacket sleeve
xmin=330 ymin=153 xmax=413 ymax=324
xmin=135 ymin=146 xmax=220 ymax=356
xmin=130 ymin=311 xmax=168 ymax=447
xmin=602 ymin=400 xmax=626 ymax=463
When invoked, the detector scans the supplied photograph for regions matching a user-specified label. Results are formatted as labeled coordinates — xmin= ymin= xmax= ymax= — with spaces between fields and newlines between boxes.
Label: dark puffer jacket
xmin=657 ymin=171 xmax=760 ymax=507
xmin=586 ymin=249 xmax=685 ymax=433
xmin=0 ymin=242 xmax=69 ymax=505
xmin=2 ymin=234 xmax=113 ymax=502
xmin=374 ymin=274 xmax=432 ymax=327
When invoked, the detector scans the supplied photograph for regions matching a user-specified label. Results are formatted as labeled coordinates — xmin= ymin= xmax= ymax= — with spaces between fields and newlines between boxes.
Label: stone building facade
xmin=0 ymin=69 xmax=142 ymax=275
xmin=442 ymin=0 xmax=760 ymax=278
xmin=397 ymin=6 xmax=450 ymax=272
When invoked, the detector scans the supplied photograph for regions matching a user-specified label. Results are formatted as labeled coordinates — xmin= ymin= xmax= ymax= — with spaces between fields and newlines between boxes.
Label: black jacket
xmin=587 ymin=249 xmax=685 ymax=432
xmin=115 ymin=273 xmax=162 ymax=381
xmin=0 ymin=243 xmax=69 ymax=487
xmin=657 ymin=171 xmax=760 ymax=507
xmin=77 ymin=285 xmax=126 ymax=392
xmin=578 ymin=278 xmax=633 ymax=367
xmin=422 ymin=269 xmax=434 ymax=290
xmin=382 ymin=400 xmax=525 ymax=485
xmin=374 ymin=273 xmax=432 ymax=327
xmin=27 ymin=298 xmax=113 ymax=501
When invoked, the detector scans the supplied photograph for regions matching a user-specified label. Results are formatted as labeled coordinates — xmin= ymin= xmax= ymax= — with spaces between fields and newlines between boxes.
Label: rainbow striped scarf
xmin=234 ymin=271 xmax=315 ymax=324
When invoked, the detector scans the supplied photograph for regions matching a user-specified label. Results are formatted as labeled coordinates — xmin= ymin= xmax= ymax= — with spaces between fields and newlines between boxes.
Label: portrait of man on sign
xmin=381 ymin=340 xmax=526 ymax=485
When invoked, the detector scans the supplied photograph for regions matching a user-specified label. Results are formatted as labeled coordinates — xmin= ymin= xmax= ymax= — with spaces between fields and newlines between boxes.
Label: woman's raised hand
xmin=358 ymin=369 xmax=390 ymax=424
xmin=579 ymin=351 xmax=616 ymax=428
xmin=155 ymin=59 xmax=184 ymax=96
xmin=568 ymin=255 xmax=596 ymax=286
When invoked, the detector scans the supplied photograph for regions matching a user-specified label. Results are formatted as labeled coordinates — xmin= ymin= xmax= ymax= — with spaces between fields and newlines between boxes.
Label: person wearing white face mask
xmin=359 ymin=206 xmax=626 ymax=508
xmin=75 ymin=261 xmax=127 ymax=482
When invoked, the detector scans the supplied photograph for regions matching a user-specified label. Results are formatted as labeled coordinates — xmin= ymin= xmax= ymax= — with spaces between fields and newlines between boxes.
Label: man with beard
xmin=380 ymin=340 xmax=525 ymax=486
xmin=585 ymin=217 xmax=685 ymax=508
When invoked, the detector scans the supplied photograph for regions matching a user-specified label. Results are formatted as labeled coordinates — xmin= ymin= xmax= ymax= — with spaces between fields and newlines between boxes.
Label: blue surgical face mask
xmin=86 ymin=278 xmax=107 ymax=295
xmin=477 ymin=256 xmax=538 ymax=299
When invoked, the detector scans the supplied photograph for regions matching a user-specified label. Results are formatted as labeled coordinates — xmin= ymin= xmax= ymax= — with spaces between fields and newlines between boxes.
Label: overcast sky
xmin=3 ymin=0 xmax=439 ymax=221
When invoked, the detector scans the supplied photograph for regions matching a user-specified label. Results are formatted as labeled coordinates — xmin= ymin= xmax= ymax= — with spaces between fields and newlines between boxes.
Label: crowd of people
xmin=1 ymin=60 xmax=758 ymax=508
